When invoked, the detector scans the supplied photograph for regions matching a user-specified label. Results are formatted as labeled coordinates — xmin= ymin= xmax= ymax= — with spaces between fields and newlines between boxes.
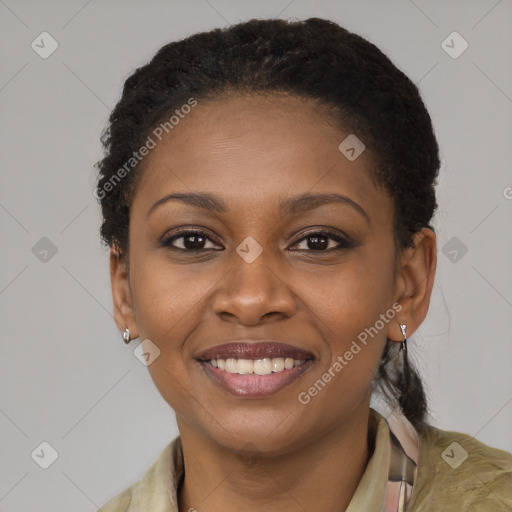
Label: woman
xmin=95 ymin=17 xmax=512 ymax=512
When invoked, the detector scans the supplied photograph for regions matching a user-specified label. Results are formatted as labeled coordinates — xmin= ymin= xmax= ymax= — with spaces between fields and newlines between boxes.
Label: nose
xmin=212 ymin=246 xmax=296 ymax=326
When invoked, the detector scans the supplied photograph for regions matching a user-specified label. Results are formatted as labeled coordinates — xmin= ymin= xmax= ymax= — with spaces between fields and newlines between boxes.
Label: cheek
xmin=130 ymin=251 xmax=212 ymax=341
xmin=300 ymin=250 xmax=395 ymax=340
xmin=295 ymin=247 xmax=396 ymax=389
xmin=294 ymin=271 xmax=394 ymax=424
xmin=127 ymin=251 xmax=216 ymax=407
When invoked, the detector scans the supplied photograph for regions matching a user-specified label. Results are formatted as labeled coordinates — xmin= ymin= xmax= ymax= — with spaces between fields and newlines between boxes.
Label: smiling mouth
xmin=196 ymin=341 xmax=314 ymax=397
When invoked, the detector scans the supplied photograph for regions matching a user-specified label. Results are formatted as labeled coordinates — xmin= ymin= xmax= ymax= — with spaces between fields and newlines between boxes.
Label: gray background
xmin=1 ymin=0 xmax=511 ymax=510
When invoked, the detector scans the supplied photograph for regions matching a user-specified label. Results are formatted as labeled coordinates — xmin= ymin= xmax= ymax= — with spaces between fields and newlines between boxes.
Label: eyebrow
xmin=147 ymin=192 xmax=370 ymax=224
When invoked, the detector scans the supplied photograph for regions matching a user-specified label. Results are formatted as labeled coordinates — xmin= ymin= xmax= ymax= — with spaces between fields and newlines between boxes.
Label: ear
xmin=110 ymin=247 xmax=139 ymax=339
xmin=386 ymin=227 xmax=437 ymax=342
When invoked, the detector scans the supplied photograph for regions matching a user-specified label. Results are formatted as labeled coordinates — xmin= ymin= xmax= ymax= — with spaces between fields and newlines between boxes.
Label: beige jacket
xmin=98 ymin=410 xmax=512 ymax=511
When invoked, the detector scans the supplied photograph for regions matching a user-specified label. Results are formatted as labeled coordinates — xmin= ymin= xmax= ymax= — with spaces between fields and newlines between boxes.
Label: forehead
xmin=131 ymin=92 xmax=391 ymax=222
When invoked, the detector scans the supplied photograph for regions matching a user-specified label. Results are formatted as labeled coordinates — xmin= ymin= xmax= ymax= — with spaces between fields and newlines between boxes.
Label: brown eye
xmin=290 ymin=230 xmax=355 ymax=252
xmin=160 ymin=230 xmax=222 ymax=251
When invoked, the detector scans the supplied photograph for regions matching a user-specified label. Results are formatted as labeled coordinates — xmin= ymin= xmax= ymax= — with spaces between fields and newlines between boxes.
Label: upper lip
xmin=197 ymin=340 xmax=314 ymax=361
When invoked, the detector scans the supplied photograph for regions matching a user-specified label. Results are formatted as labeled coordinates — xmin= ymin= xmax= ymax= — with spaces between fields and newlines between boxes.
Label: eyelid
xmin=288 ymin=228 xmax=355 ymax=250
xmin=159 ymin=228 xmax=223 ymax=249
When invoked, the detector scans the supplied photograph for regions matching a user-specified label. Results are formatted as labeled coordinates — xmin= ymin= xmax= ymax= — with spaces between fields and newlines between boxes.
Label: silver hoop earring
xmin=399 ymin=323 xmax=407 ymax=355
xmin=123 ymin=328 xmax=131 ymax=344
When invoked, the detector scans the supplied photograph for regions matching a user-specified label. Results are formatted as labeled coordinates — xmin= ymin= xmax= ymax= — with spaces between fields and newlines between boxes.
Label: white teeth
xmin=236 ymin=359 xmax=254 ymax=374
xmin=210 ymin=357 xmax=307 ymax=374
xmin=271 ymin=358 xmax=285 ymax=372
xmin=253 ymin=358 xmax=272 ymax=375
xmin=225 ymin=358 xmax=237 ymax=373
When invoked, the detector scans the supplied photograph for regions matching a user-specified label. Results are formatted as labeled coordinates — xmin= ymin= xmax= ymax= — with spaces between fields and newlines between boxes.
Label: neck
xmin=177 ymin=407 xmax=373 ymax=512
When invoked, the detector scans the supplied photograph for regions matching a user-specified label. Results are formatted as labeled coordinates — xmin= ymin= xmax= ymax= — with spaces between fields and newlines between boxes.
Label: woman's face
xmin=112 ymin=93 xmax=416 ymax=454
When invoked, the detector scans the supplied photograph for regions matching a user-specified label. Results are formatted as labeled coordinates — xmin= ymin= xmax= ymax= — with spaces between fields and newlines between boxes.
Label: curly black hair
xmin=95 ymin=17 xmax=440 ymax=432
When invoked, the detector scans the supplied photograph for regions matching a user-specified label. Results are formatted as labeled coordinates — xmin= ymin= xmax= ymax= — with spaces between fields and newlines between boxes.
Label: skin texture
xmin=110 ymin=92 xmax=436 ymax=512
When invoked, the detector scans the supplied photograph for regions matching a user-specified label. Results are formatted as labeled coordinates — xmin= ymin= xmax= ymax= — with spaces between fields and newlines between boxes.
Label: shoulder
xmin=97 ymin=437 xmax=181 ymax=512
xmin=98 ymin=487 xmax=132 ymax=512
xmin=410 ymin=424 xmax=512 ymax=511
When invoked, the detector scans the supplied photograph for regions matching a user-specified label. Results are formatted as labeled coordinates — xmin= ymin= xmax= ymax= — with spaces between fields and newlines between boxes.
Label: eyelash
xmin=159 ymin=228 xmax=355 ymax=253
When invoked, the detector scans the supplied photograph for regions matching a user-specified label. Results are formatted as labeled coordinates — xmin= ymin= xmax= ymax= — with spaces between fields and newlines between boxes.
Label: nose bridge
xmin=212 ymin=235 xmax=294 ymax=322
xmin=230 ymin=235 xmax=277 ymax=294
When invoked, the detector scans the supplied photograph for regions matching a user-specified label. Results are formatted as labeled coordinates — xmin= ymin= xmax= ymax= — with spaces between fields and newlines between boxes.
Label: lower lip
xmin=199 ymin=360 xmax=314 ymax=398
